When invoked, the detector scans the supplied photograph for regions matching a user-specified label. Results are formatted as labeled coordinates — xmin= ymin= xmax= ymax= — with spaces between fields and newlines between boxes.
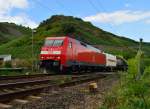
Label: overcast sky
xmin=0 ymin=0 xmax=150 ymax=42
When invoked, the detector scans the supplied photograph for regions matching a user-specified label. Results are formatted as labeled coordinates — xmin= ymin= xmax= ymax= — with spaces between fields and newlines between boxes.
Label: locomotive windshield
xmin=45 ymin=39 xmax=63 ymax=46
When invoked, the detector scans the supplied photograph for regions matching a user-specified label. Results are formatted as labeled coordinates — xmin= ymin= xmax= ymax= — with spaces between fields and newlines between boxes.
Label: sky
xmin=0 ymin=0 xmax=150 ymax=42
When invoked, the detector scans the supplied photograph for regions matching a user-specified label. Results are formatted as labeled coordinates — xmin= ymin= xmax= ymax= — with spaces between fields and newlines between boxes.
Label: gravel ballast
xmin=10 ymin=74 xmax=119 ymax=109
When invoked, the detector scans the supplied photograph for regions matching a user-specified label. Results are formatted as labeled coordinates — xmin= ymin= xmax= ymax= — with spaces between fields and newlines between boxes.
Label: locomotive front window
xmin=45 ymin=39 xmax=63 ymax=46
xmin=53 ymin=40 xmax=63 ymax=46
xmin=45 ymin=40 xmax=54 ymax=46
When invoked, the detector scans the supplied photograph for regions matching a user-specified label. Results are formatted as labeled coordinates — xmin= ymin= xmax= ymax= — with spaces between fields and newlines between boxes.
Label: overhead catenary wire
xmin=87 ymin=0 xmax=101 ymax=13
xmin=34 ymin=0 xmax=118 ymax=37
xmin=87 ymin=0 xmax=128 ymax=49
xmin=26 ymin=0 xmax=58 ymax=71
xmin=55 ymin=0 xmax=74 ymax=15
xmin=87 ymin=0 xmax=118 ymax=35
xmin=33 ymin=0 xmax=73 ymax=15
xmin=96 ymin=0 xmax=120 ymax=34
xmin=96 ymin=0 xmax=128 ymax=48
xmin=33 ymin=0 xmax=56 ymax=14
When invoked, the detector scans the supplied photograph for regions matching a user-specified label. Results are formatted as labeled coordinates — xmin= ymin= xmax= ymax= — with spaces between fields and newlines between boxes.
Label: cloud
xmin=0 ymin=14 xmax=38 ymax=28
xmin=125 ymin=3 xmax=131 ymax=7
xmin=146 ymin=19 xmax=150 ymax=23
xmin=0 ymin=0 xmax=38 ymax=28
xmin=83 ymin=10 xmax=150 ymax=25
xmin=0 ymin=0 xmax=28 ymax=14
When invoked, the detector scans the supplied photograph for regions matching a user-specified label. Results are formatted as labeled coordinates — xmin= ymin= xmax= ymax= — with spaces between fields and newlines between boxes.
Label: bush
xmin=4 ymin=61 xmax=12 ymax=68
xmin=12 ymin=59 xmax=32 ymax=68
xmin=100 ymin=50 xmax=150 ymax=109
xmin=101 ymin=67 xmax=150 ymax=109
xmin=61 ymin=23 xmax=76 ymax=34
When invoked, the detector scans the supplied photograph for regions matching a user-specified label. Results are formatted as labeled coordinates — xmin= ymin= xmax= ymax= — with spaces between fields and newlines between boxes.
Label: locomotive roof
xmin=46 ymin=36 xmax=67 ymax=40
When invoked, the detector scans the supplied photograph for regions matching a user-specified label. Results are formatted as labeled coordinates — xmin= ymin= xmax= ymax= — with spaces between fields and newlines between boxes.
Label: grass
xmin=0 ymin=22 xmax=31 ymax=44
xmin=0 ymin=69 xmax=42 ymax=76
xmin=100 ymin=50 xmax=150 ymax=109
xmin=0 ymin=71 xmax=27 ymax=76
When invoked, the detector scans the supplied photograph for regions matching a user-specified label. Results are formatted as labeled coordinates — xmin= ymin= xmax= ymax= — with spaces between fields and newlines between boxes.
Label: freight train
xmin=39 ymin=36 xmax=128 ymax=73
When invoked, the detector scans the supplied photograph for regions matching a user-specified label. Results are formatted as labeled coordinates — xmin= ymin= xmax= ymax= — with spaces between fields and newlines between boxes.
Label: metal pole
xmin=139 ymin=38 xmax=143 ymax=51
xmin=32 ymin=30 xmax=34 ymax=73
xmin=137 ymin=38 xmax=143 ymax=80
xmin=31 ymin=29 xmax=36 ymax=73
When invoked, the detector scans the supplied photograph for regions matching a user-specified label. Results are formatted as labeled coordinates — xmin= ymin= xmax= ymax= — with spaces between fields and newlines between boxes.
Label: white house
xmin=0 ymin=55 xmax=11 ymax=62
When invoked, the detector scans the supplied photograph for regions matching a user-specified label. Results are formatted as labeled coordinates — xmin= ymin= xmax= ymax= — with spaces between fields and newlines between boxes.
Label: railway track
xmin=0 ymin=74 xmax=54 ymax=81
xmin=0 ymin=72 xmax=110 ymax=106
xmin=0 ymin=79 xmax=51 ymax=89
xmin=0 ymin=78 xmax=54 ymax=103
xmin=0 ymin=72 xmax=115 ymax=82
xmin=0 ymin=73 xmax=94 ymax=81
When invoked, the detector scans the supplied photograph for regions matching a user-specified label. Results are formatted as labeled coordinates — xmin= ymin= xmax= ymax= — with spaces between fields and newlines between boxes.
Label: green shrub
xmin=101 ymin=69 xmax=150 ymax=109
xmin=4 ymin=61 xmax=12 ymax=68
xmin=100 ymin=49 xmax=150 ymax=109
xmin=12 ymin=59 xmax=32 ymax=68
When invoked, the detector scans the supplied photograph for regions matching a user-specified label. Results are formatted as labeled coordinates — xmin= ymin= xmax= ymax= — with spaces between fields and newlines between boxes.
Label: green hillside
xmin=0 ymin=22 xmax=31 ymax=44
xmin=36 ymin=15 xmax=138 ymax=46
xmin=0 ymin=15 xmax=149 ymax=64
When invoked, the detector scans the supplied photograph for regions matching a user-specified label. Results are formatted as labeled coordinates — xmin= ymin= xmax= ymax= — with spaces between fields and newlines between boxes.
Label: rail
xmin=0 ymin=73 xmax=107 ymax=103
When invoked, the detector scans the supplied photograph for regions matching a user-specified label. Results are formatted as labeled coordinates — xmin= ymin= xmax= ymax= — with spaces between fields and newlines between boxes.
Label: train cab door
xmin=71 ymin=40 xmax=76 ymax=61
xmin=67 ymin=40 xmax=73 ymax=66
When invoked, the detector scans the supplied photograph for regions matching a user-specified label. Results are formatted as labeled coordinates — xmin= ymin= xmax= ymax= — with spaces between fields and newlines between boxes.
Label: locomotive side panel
xmin=75 ymin=40 xmax=106 ymax=66
xmin=95 ymin=53 xmax=106 ymax=66
xmin=65 ymin=37 xmax=78 ymax=67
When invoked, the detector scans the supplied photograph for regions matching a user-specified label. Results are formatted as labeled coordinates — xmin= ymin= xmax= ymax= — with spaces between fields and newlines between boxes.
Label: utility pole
xmin=137 ymin=38 xmax=143 ymax=80
xmin=32 ymin=29 xmax=36 ymax=73
xmin=139 ymin=38 xmax=143 ymax=51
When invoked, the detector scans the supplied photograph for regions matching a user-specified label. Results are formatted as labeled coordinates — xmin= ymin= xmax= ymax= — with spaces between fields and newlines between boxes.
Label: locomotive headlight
xmin=56 ymin=56 xmax=60 ymax=59
xmin=41 ymin=51 xmax=48 ymax=54
xmin=53 ymin=51 xmax=61 ymax=54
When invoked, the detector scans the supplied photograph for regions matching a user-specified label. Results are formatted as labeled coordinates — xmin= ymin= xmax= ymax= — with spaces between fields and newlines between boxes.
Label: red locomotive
xmin=40 ymin=36 xmax=127 ymax=73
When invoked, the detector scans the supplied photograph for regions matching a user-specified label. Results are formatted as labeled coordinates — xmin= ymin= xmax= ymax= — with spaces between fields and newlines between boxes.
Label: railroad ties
xmin=0 ymin=72 xmax=114 ymax=108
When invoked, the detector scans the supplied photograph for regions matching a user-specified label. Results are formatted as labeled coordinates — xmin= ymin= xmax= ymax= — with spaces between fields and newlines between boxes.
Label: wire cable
xmin=33 ymin=0 xmax=56 ymax=14
xmin=87 ymin=0 xmax=118 ymax=35
xmin=96 ymin=0 xmax=127 ymax=47
xmin=55 ymin=0 xmax=74 ymax=15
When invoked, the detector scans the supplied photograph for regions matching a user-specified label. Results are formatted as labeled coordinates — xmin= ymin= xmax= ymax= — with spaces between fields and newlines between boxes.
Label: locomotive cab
xmin=40 ymin=37 xmax=66 ymax=73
